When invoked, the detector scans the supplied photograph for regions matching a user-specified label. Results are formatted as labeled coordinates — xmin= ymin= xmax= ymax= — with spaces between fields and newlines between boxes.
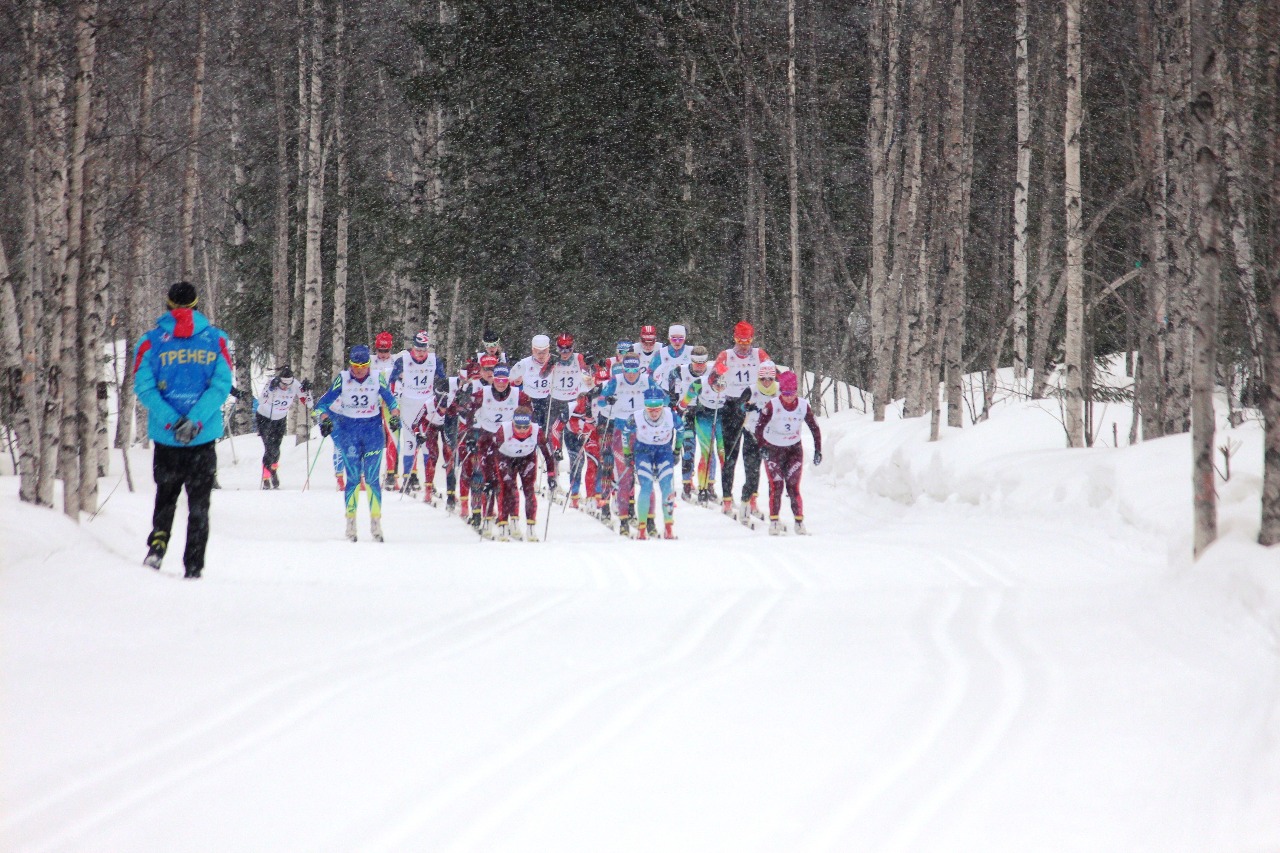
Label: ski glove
xmin=173 ymin=417 xmax=199 ymax=445
xmin=319 ymin=417 xmax=334 ymax=438
xmin=388 ymin=413 xmax=402 ymax=432
xmin=300 ymin=379 xmax=312 ymax=392
xmin=434 ymin=376 xmax=451 ymax=394
xmin=812 ymin=450 xmax=822 ymax=466
xmin=547 ymin=477 xmax=557 ymax=493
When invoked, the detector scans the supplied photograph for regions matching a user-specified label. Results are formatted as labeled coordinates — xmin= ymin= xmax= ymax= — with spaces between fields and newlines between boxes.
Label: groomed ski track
xmin=3 ymin=437 xmax=1277 ymax=852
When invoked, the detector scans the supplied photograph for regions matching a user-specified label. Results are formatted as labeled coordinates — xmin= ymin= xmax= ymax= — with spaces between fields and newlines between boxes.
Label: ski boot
xmin=509 ymin=521 xmax=523 ymax=541
xmin=618 ymin=516 xmax=630 ymax=537
xmin=794 ymin=520 xmax=808 ymax=536
xmin=747 ymin=494 xmax=761 ymax=519
xmin=370 ymin=516 xmax=385 ymax=542
xmin=600 ymin=502 xmax=612 ymax=522
xmin=769 ymin=518 xmax=784 ymax=536
xmin=682 ymin=481 xmax=693 ymax=501
xmin=262 ymin=467 xmax=273 ymax=490
xmin=569 ymin=493 xmax=580 ymax=510
xmin=664 ymin=521 xmax=677 ymax=540
xmin=495 ymin=521 xmax=510 ymax=542
xmin=525 ymin=521 xmax=539 ymax=542
xmin=423 ymin=483 xmax=434 ymax=505
xmin=183 ymin=564 xmax=202 ymax=580
xmin=646 ymin=518 xmax=657 ymax=538
xmin=404 ymin=471 xmax=420 ymax=495
xmin=143 ymin=531 xmax=168 ymax=570
xmin=270 ymin=464 xmax=280 ymax=489
xmin=469 ymin=509 xmax=482 ymax=530
xmin=445 ymin=490 xmax=457 ymax=512
xmin=636 ymin=522 xmax=648 ymax=541
xmin=345 ymin=516 xmax=358 ymax=542
xmin=722 ymin=497 xmax=735 ymax=516
xmin=385 ymin=471 xmax=399 ymax=492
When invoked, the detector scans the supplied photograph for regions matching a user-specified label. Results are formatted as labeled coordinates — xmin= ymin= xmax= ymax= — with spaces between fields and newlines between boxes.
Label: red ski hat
xmin=779 ymin=371 xmax=799 ymax=395
xmin=480 ymin=354 xmax=498 ymax=369
xmin=639 ymin=325 xmax=657 ymax=343
xmin=733 ymin=321 xmax=754 ymax=343
xmin=375 ymin=331 xmax=394 ymax=350
xmin=557 ymin=333 xmax=574 ymax=350
xmin=593 ymin=365 xmax=611 ymax=385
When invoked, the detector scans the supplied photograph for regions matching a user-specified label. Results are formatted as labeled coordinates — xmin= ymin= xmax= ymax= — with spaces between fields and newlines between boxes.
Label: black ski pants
xmin=256 ymin=413 xmax=287 ymax=468
xmin=150 ymin=443 xmax=217 ymax=572
xmin=740 ymin=429 xmax=763 ymax=502
xmin=719 ymin=401 xmax=747 ymax=498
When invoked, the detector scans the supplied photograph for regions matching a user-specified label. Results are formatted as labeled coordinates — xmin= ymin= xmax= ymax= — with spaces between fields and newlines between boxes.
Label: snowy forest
xmin=0 ymin=0 xmax=1277 ymax=551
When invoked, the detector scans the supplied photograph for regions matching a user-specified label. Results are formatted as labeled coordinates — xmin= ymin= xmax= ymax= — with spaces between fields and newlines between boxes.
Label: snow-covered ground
xmin=3 ymin=365 xmax=1279 ymax=851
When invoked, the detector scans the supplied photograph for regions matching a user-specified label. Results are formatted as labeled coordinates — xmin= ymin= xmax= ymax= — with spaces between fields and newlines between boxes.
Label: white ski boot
xmin=345 ymin=516 xmax=358 ymax=542
xmin=495 ymin=521 xmax=510 ymax=542
xmin=525 ymin=521 xmax=539 ymax=542
xmin=768 ymin=519 xmax=784 ymax=536
xmin=793 ymin=521 xmax=807 ymax=536
xmin=370 ymin=516 xmax=384 ymax=542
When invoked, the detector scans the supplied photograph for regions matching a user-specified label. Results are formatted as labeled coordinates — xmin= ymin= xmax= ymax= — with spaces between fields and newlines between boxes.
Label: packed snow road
xmin=3 ymin=441 xmax=1277 ymax=851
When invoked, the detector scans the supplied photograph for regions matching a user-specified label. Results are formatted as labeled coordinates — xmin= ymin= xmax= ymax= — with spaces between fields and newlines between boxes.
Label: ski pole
xmin=303 ymin=434 xmax=328 ymax=492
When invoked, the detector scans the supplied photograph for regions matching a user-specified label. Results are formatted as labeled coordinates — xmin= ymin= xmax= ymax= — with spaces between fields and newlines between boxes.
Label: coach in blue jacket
xmin=133 ymin=282 xmax=233 ymax=579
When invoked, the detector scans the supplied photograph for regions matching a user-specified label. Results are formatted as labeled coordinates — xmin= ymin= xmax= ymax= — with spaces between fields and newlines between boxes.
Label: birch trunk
xmin=272 ymin=62 xmax=291 ymax=364
xmin=1162 ymin=0 xmax=1194 ymax=436
xmin=1062 ymin=0 xmax=1085 ymax=448
xmin=290 ymin=0 xmax=310 ymax=369
xmin=16 ymin=9 xmax=44 ymax=501
xmin=1189 ymin=0 xmax=1222 ymax=557
xmin=180 ymin=6 xmax=206 ymax=282
xmin=1256 ymin=15 xmax=1279 ymax=545
xmin=299 ymin=0 xmax=325 ymax=441
xmin=868 ymin=0 xmax=901 ymax=419
xmin=1136 ymin=0 xmax=1169 ymax=439
xmin=941 ymin=0 xmax=967 ymax=432
xmin=1011 ymin=0 xmax=1031 ymax=386
xmin=331 ymin=0 xmax=349 ymax=380
xmin=78 ymin=64 xmax=108 ymax=510
xmin=786 ymin=0 xmax=802 ymax=385
xmin=739 ymin=0 xmax=760 ymax=321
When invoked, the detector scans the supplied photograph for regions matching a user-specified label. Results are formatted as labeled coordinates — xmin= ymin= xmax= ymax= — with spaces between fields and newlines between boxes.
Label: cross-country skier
xmin=454 ymin=358 xmax=488 ymax=524
xmin=510 ymin=334 xmax=555 ymax=433
xmin=411 ymin=373 xmax=459 ymax=507
xmin=314 ymin=344 xmax=401 ymax=542
xmin=493 ymin=405 xmax=557 ymax=541
xmin=607 ymin=340 xmax=634 ymax=376
xmin=632 ymin=325 xmax=661 ymax=367
xmin=544 ymin=333 xmax=590 ymax=495
xmin=470 ymin=363 xmax=532 ymax=532
xmin=738 ymin=360 xmax=779 ymax=521
xmin=388 ymin=330 xmax=447 ymax=494
xmin=562 ymin=364 xmax=605 ymax=510
xmin=649 ymin=324 xmax=691 ymax=376
xmin=371 ymin=331 xmax=400 ymax=491
xmin=475 ymin=329 xmax=508 ymax=365
xmin=713 ymin=321 xmax=770 ymax=515
xmin=135 ymin=281 xmax=233 ymax=579
xmin=626 ymin=387 xmax=680 ymax=540
xmin=679 ymin=346 xmax=727 ymax=505
xmin=597 ymin=354 xmax=658 ymax=535
xmin=754 ymin=370 xmax=822 ymax=535
xmin=254 ymin=366 xmax=311 ymax=489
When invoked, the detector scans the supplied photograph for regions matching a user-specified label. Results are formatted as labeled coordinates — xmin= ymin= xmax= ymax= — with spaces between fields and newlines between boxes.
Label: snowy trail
xmin=3 ymin=436 xmax=1279 ymax=851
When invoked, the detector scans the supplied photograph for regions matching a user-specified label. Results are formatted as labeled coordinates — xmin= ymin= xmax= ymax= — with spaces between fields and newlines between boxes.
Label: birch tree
xmin=868 ymin=0 xmax=901 ymax=420
xmin=1011 ymin=0 xmax=1031 ymax=386
xmin=786 ymin=0 xmax=802 ymax=384
xmin=180 ymin=4 xmax=206 ymax=283
xmin=299 ymin=0 xmax=326 ymax=440
xmin=1062 ymin=0 xmax=1085 ymax=447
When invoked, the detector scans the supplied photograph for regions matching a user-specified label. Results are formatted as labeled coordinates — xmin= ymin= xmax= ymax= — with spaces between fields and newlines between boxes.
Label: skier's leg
xmin=612 ymin=428 xmax=632 ymax=517
xmin=383 ymin=416 xmax=398 ymax=488
xmin=763 ymin=445 xmax=784 ymax=519
xmin=741 ymin=430 xmax=762 ymax=503
xmin=147 ymin=445 xmax=186 ymax=560
xmin=496 ymin=456 xmax=515 ymax=524
xmin=720 ymin=406 xmax=744 ymax=500
xmin=657 ymin=449 xmax=676 ymax=522
xmin=422 ymin=424 xmax=440 ymax=489
xmin=340 ymin=439 xmax=362 ymax=518
xmin=784 ymin=444 xmax=804 ymax=522
xmin=443 ymin=417 xmax=458 ymax=495
xmin=363 ymin=445 xmax=385 ymax=519
xmin=520 ymin=456 xmax=539 ymax=522
xmin=181 ymin=443 xmax=217 ymax=573
xmin=399 ymin=399 xmax=425 ymax=479
xmin=634 ymin=447 xmax=654 ymax=527
xmin=694 ymin=413 xmax=712 ymax=490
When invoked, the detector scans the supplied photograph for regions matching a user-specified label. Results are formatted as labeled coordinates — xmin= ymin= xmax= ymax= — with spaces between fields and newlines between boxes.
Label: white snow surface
xmin=3 ymin=371 xmax=1280 ymax=851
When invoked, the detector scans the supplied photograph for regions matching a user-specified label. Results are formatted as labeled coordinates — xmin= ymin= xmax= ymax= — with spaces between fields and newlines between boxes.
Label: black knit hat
xmin=167 ymin=281 xmax=198 ymax=309
xmin=278 ymin=365 xmax=294 ymax=379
